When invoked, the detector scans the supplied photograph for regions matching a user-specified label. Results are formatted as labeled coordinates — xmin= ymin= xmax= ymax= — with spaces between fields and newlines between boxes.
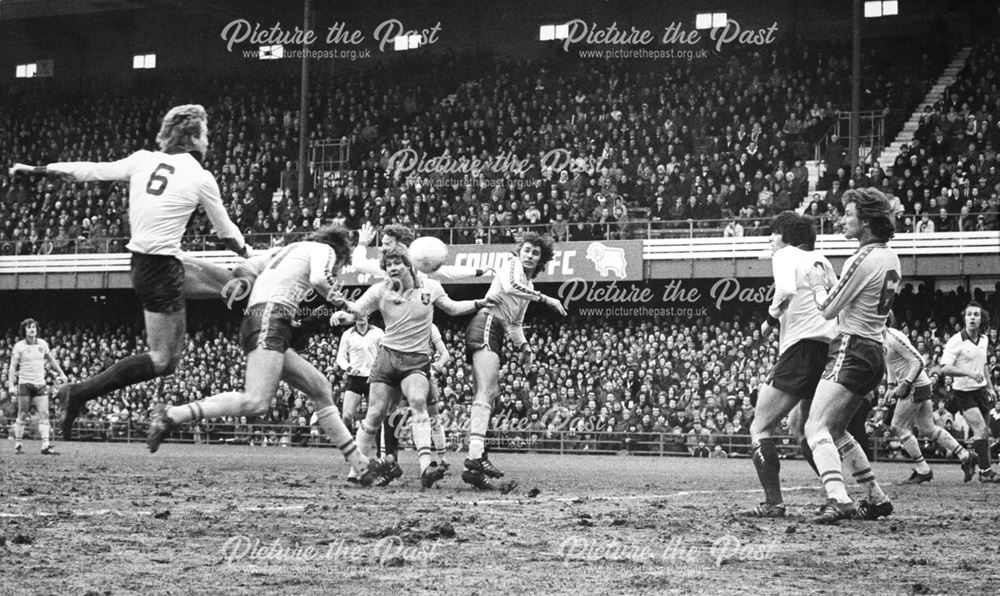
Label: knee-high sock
xmin=14 ymin=418 xmax=25 ymax=444
xmin=751 ymin=439 xmax=782 ymax=504
xmin=356 ymin=421 xmax=378 ymax=459
xmin=411 ymin=412 xmax=432 ymax=473
xmin=431 ymin=415 xmax=447 ymax=458
xmin=799 ymin=438 xmax=819 ymax=476
xmin=38 ymin=419 xmax=50 ymax=449
xmin=836 ymin=433 xmax=887 ymax=503
xmin=382 ymin=410 xmax=401 ymax=459
xmin=807 ymin=430 xmax=851 ymax=503
xmin=927 ymin=427 xmax=968 ymax=461
xmin=972 ymin=438 xmax=992 ymax=472
xmin=166 ymin=392 xmax=245 ymax=424
xmin=897 ymin=431 xmax=931 ymax=473
xmin=315 ymin=405 xmax=367 ymax=471
xmin=467 ymin=401 xmax=491 ymax=460
xmin=72 ymin=353 xmax=158 ymax=404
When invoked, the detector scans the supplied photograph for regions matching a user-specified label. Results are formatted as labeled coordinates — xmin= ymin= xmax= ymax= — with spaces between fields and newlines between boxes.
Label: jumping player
xmin=805 ymin=188 xmax=900 ymax=524
xmin=938 ymin=301 xmax=999 ymax=482
xmin=743 ymin=212 xmax=837 ymax=517
xmin=885 ymin=312 xmax=978 ymax=483
xmin=146 ymin=226 xmax=390 ymax=485
xmin=463 ymin=232 xmax=566 ymax=490
xmin=8 ymin=319 xmax=67 ymax=454
xmin=333 ymin=245 xmax=492 ymax=488
xmin=9 ymin=104 xmax=251 ymax=440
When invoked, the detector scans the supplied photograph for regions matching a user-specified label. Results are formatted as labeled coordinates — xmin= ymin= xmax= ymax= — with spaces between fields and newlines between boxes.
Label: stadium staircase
xmin=876 ymin=46 xmax=973 ymax=173
xmin=806 ymin=46 xmax=973 ymax=192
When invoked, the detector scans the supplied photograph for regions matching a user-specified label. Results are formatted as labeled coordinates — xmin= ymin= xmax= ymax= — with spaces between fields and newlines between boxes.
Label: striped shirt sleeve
xmin=499 ymin=258 xmax=542 ymax=301
xmin=817 ymin=246 xmax=874 ymax=319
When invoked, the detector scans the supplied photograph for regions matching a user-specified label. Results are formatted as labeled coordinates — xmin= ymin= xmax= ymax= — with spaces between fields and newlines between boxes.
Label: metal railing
xmin=5 ymin=419 xmax=967 ymax=463
xmin=1 ymin=211 xmax=996 ymax=256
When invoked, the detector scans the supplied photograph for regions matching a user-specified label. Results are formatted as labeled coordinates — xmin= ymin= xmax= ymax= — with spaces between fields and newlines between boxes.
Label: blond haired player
xmin=805 ymin=188 xmax=900 ymax=524
xmin=9 ymin=104 xmax=250 ymax=440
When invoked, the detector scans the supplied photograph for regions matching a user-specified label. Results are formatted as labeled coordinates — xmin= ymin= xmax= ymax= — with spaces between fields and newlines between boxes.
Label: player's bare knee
xmin=242 ymin=396 xmax=271 ymax=417
xmin=803 ymin=419 xmax=825 ymax=441
xmin=149 ymin=351 xmax=180 ymax=375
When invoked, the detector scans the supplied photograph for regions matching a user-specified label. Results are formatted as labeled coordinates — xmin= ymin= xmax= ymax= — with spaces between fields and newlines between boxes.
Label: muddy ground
xmin=1 ymin=442 xmax=997 ymax=595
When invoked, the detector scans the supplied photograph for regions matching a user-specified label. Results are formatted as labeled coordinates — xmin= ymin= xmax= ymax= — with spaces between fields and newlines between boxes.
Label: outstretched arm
xmin=10 ymin=153 xmax=143 ymax=182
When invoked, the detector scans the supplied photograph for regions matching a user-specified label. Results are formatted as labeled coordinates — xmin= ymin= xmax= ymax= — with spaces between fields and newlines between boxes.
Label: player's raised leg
xmin=61 ymin=302 xmax=186 ymax=440
xmin=280 ymin=349 xmax=383 ymax=480
xmin=148 ymin=342 xmax=283 ymax=451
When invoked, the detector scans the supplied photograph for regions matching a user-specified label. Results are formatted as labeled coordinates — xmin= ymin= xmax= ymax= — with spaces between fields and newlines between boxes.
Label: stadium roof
xmin=0 ymin=0 xmax=235 ymax=21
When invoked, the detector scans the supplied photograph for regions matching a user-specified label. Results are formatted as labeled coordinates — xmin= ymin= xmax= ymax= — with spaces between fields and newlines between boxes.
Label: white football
xmin=408 ymin=236 xmax=449 ymax=274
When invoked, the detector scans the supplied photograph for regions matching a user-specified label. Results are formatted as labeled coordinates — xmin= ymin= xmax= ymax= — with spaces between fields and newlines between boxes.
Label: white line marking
xmin=471 ymin=484 xmax=823 ymax=506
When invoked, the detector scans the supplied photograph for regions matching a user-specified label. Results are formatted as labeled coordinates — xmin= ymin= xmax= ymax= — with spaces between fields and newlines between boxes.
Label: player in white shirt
xmin=337 ymin=315 xmax=384 ymax=431
xmin=462 ymin=232 xmax=566 ymax=490
xmin=937 ymin=301 xmax=999 ymax=482
xmin=332 ymin=245 xmax=491 ymax=488
xmin=9 ymin=105 xmax=251 ymax=441
xmin=805 ymin=188 xmax=901 ymax=524
xmin=884 ymin=312 xmax=977 ymax=484
xmin=743 ymin=213 xmax=837 ymax=517
xmin=145 ymin=225 xmax=390 ymax=484
xmin=8 ymin=319 xmax=67 ymax=454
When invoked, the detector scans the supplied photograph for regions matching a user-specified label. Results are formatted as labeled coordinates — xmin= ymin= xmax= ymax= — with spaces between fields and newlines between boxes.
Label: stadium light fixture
xmin=393 ymin=34 xmax=421 ymax=51
xmin=132 ymin=54 xmax=156 ymax=69
xmin=695 ymin=12 xmax=727 ymax=30
xmin=864 ymin=1 xmax=898 ymax=18
xmin=539 ymin=24 xmax=570 ymax=41
xmin=16 ymin=61 xmax=51 ymax=78
xmin=258 ymin=45 xmax=283 ymax=60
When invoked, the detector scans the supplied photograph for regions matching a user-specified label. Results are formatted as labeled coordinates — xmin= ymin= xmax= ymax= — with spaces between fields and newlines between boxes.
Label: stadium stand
xmin=2 ymin=37 xmax=995 ymax=256
xmin=3 ymin=282 xmax=997 ymax=459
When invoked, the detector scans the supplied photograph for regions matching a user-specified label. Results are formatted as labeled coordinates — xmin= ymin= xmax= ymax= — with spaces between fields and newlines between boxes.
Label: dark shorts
xmin=465 ymin=310 xmax=505 ymax=364
xmin=345 ymin=374 xmax=370 ymax=396
xmin=131 ymin=252 xmax=185 ymax=314
xmin=766 ymin=339 xmax=829 ymax=399
xmin=822 ymin=334 xmax=886 ymax=397
xmin=288 ymin=314 xmax=325 ymax=353
xmin=17 ymin=383 xmax=47 ymax=399
xmin=900 ymin=384 xmax=932 ymax=403
xmin=370 ymin=346 xmax=430 ymax=388
xmin=948 ymin=387 xmax=991 ymax=418
xmin=239 ymin=303 xmax=295 ymax=354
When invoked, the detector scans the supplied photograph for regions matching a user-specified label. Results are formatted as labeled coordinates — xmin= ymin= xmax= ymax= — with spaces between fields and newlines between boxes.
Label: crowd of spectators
xmin=3 ymin=35 xmax=993 ymax=256
xmin=813 ymin=40 xmax=1000 ymax=236
xmin=3 ymin=283 xmax=998 ymax=459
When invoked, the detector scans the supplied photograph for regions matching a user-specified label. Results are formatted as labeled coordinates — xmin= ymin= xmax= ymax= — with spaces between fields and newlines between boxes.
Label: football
xmin=408 ymin=236 xmax=449 ymax=274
